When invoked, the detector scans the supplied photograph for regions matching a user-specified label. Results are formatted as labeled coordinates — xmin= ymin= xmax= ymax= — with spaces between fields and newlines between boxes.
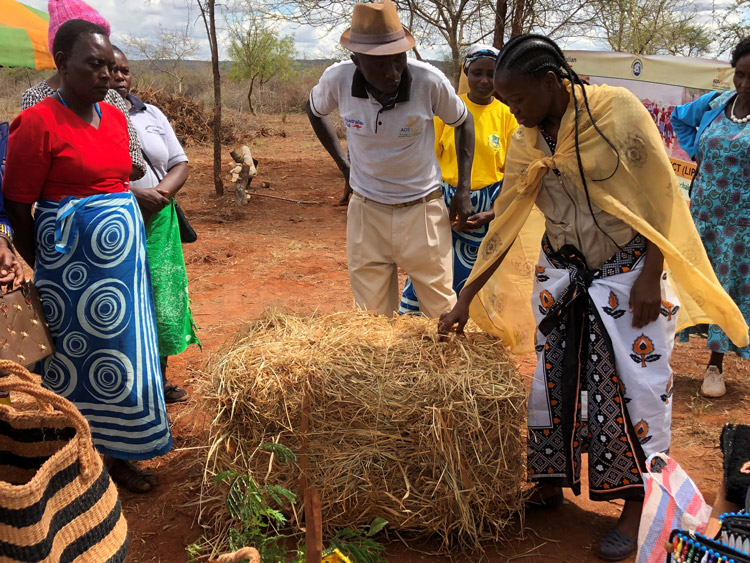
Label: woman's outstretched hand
xmin=438 ymin=298 xmax=470 ymax=335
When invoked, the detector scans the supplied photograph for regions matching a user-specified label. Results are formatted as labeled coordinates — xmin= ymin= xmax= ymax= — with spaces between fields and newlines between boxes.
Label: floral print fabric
xmin=686 ymin=110 xmax=750 ymax=356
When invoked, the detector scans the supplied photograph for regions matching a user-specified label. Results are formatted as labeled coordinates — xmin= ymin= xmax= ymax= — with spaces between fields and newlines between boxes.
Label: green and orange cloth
xmin=0 ymin=0 xmax=54 ymax=70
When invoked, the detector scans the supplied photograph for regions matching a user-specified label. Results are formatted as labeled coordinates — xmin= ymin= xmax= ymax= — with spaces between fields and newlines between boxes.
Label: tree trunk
xmin=494 ymin=0 xmax=508 ymax=49
xmin=511 ymin=0 xmax=526 ymax=37
xmin=207 ymin=0 xmax=223 ymax=196
xmin=247 ymin=78 xmax=256 ymax=115
xmin=450 ymin=38 xmax=461 ymax=87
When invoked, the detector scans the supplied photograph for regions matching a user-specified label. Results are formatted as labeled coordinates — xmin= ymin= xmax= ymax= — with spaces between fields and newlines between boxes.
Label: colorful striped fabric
xmin=636 ymin=452 xmax=712 ymax=563
xmin=0 ymin=0 xmax=55 ymax=70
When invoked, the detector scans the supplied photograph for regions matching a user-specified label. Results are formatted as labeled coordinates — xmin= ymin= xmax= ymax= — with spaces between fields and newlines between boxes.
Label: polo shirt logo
xmin=398 ymin=117 xmax=423 ymax=138
xmin=489 ymin=134 xmax=501 ymax=150
xmin=345 ymin=118 xmax=364 ymax=130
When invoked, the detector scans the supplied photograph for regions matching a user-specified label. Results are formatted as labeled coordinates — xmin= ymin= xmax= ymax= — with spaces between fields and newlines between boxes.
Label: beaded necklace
xmin=729 ymin=95 xmax=749 ymax=124
xmin=56 ymin=89 xmax=101 ymax=118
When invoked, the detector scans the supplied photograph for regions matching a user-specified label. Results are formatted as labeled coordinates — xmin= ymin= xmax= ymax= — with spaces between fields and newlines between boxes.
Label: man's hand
xmin=449 ymin=187 xmax=472 ymax=232
xmin=462 ymin=210 xmax=494 ymax=232
xmin=334 ymin=166 xmax=352 ymax=207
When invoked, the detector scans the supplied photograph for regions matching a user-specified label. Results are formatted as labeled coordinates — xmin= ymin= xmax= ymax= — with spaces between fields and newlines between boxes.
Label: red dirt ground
xmin=121 ymin=114 xmax=750 ymax=563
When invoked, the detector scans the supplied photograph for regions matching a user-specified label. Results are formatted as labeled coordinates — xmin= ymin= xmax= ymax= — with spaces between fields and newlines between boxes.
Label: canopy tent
xmin=0 ymin=0 xmax=54 ymax=69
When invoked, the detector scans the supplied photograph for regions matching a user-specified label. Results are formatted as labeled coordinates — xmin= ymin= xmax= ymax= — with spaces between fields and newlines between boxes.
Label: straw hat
xmin=340 ymin=0 xmax=415 ymax=56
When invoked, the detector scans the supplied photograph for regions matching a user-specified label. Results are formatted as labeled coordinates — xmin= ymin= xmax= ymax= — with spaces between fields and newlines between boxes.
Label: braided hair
xmin=496 ymin=34 xmax=622 ymax=250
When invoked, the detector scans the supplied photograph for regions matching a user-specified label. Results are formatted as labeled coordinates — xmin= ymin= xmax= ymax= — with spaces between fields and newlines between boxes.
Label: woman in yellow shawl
xmin=439 ymin=35 xmax=749 ymax=561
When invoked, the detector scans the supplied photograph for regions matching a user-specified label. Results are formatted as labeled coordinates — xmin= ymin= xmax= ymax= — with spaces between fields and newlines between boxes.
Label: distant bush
xmin=0 ymin=68 xmax=54 ymax=121
xmin=0 ymin=59 xmax=332 ymax=123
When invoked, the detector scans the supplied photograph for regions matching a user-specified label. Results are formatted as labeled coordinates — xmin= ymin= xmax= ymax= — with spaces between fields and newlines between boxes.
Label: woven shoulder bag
xmin=0 ymin=361 xmax=128 ymax=562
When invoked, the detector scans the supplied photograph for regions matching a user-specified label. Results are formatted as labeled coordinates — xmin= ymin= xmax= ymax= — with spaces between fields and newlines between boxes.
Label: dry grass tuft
xmin=199 ymin=309 xmax=527 ymax=551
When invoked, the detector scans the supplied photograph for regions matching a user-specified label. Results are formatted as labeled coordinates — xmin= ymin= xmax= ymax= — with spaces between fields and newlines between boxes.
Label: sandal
xmin=164 ymin=383 xmax=188 ymax=403
xmin=108 ymin=459 xmax=157 ymax=494
xmin=598 ymin=528 xmax=637 ymax=561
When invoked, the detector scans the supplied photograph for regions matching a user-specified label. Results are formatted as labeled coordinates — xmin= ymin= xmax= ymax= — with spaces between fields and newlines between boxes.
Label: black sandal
xmin=164 ymin=383 xmax=188 ymax=403
xmin=108 ymin=459 xmax=157 ymax=494
xmin=598 ymin=528 xmax=637 ymax=561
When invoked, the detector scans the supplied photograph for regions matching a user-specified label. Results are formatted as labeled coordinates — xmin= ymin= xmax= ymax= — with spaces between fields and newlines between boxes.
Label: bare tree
xmin=713 ymin=0 xmax=750 ymax=56
xmin=492 ymin=0 xmax=596 ymax=48
xmin=122 ymin=25 xmax=199 ymax=94
xmin=196 ymin=0 xmax=224 ymax=196
xmin=592 ymin=0 xmax=711 ymax=56
xmin=261 ymin=0 xmax=596 ymax=85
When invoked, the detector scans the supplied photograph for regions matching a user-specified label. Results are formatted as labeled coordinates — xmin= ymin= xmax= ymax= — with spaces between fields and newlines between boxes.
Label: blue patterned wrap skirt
xmin=34 ymin=191 xmax=172 ymax=460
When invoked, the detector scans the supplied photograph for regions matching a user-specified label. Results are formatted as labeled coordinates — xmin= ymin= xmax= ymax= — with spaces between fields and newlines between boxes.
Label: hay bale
xmin=201 ymin=309 xmax=526 ymax=550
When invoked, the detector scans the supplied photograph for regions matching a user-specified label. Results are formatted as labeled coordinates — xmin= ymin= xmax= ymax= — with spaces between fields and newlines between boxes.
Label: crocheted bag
xmin=0 ymin=361 xmax=128 ymax=562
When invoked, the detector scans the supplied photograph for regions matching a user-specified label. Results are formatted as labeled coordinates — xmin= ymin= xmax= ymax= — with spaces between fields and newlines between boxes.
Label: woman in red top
xmin=3 ymin=19 xmax=172 ymax=493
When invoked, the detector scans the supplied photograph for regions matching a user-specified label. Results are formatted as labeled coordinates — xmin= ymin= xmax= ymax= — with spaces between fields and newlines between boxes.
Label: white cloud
xmin=22 ymin=0 xmax=743 ymax=62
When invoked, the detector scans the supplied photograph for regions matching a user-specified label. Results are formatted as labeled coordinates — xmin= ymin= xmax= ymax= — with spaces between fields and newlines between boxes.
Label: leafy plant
xmin=215 ymin=468 xmax=298 ymax=562
xmin=190 ymin=442 xmax=389 ymax=562
xmin=326 ymin=518 xmax=389 ymax=563
xmin=261 ymin=442 xmax=297 ymax=464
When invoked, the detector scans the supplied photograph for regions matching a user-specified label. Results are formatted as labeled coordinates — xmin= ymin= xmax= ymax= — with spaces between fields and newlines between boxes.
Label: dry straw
xmin=200 ymin=309 xmax=527 ymax=550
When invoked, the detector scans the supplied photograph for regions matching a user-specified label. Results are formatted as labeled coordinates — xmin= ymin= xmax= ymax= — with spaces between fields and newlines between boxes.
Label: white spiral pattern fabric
xmin=35 ymin=192 xmax=172 ymax=460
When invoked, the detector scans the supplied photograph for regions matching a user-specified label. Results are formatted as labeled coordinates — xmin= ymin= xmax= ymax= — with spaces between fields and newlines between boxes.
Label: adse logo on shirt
xmin=398 ymin=117 xmax=423 ymax=138
xmin=345 ymin=118 xmax=364 ymax=130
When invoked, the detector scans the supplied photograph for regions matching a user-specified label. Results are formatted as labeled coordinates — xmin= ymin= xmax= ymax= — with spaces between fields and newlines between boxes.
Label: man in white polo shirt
xmin=305 ymin=0 xmax=474 ymax=318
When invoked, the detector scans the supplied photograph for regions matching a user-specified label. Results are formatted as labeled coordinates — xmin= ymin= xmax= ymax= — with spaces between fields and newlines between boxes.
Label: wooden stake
xmin=304 ymin=485 xmax=323 ymax=563
xmin=299 ymin=385 xmax=309 ymax=493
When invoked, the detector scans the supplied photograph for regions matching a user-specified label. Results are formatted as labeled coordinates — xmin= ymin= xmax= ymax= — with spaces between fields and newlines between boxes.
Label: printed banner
xmin=565 ymin=51 xmax=734 ymax=194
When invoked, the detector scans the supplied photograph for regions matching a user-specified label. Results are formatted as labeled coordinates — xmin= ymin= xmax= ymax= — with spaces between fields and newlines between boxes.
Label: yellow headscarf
xmin=467 ymin=82 xmax=749 ymax=354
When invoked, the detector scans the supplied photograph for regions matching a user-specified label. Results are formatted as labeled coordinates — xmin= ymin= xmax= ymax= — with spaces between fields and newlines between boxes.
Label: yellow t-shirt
xmin=435 ymin=93 xmax=518 ymax=190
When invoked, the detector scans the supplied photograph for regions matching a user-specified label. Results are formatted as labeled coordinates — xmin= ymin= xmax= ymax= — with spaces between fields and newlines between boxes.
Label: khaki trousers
xmin=346 ymin=192 xmax=456 ymax=318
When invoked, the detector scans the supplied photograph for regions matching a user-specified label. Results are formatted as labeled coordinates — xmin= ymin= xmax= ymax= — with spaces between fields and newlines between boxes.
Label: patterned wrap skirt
xmin=399 ymin=180 xmax=501 ymax=314
xmin=528 ymin=233 xmax=678 ymax=500
xmin=34 ymin=192 xmax=172 ymax=460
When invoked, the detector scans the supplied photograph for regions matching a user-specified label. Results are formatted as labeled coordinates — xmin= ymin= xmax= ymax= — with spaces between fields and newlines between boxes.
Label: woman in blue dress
xmin=672 ymin=37 xmax=750 ymax=397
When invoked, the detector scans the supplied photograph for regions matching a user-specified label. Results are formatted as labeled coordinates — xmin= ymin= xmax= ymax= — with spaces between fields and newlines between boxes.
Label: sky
xmin=22 ymin=0 xmax=355 ymax=60
xmin=20 ymin=0 xmax=740 ymax=62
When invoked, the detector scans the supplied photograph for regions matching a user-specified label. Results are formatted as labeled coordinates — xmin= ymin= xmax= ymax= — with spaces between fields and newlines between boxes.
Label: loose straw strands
xmin=200 ymin=309 xmax=527 ymax=551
